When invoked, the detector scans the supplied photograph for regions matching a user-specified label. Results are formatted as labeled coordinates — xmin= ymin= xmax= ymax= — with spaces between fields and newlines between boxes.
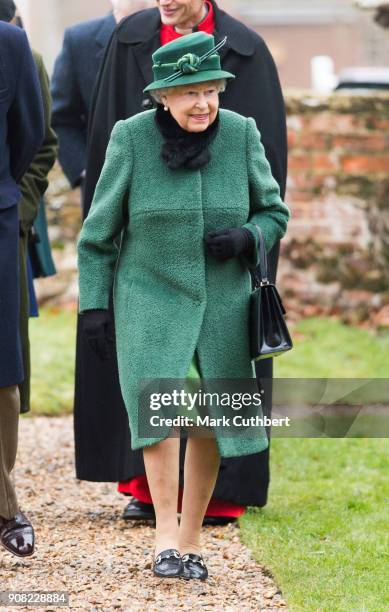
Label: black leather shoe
xmin=202 ymin=516 xmax=237 ymax=526
xmin=153 ymin=548 xmax=183 ymax=578
xmin=181 ymin=553 xmax=208 ymax=580
xmin=0 ymin=512 xmax=34 ymax=558
xmin=122 ymin=500 xmax=156 ymax=521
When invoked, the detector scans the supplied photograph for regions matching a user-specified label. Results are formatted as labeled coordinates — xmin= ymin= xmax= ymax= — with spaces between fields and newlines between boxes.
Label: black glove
xmin=81 ymin=309 xmax=113 ymax=362
xmin=204 ymin=227 xmax=255 ymax=261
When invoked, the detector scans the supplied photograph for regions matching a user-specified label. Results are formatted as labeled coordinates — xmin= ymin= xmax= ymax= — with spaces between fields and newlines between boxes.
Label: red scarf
xmin=160 ymin=0 xmax=215 ymax=46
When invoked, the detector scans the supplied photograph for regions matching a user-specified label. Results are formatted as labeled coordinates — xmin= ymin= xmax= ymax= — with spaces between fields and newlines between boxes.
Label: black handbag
xmin=249 ymin=224 xmax=293 ymax=360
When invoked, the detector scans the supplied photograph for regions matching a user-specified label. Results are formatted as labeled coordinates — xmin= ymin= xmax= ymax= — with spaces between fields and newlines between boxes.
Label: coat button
xmin=141 ymin=98 xmax=154 ymax=111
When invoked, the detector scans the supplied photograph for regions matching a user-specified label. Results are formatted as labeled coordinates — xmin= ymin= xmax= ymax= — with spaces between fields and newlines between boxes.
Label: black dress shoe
xmin=122 ymin=500 xmax=156 ymax=521
xmin=202 ymin=515 xmax=237 ymax=526
xmin=181 ymin=553 xmax=208 ymax=580
xmin=0 ymin=512 xmax=34 ymax=558
xmin=153 ymin=548 xmax=183 ymax=578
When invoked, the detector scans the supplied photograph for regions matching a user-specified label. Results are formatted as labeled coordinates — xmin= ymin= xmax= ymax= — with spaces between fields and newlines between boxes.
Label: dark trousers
xmin=0 ymin=385 xmax=20 ymax=519
xmin=18 ymin=232 xmax=30 ymax=412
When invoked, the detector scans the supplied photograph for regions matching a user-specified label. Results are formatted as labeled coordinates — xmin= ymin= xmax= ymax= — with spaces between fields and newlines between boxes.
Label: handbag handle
xmin=253 ymin=224 xmax=269 ymax=287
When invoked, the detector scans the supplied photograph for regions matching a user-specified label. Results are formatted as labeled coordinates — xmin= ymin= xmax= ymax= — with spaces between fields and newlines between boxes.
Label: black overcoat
xmin=0 ymin=23 xmax=44 ymax=390
xmin=74 ymin=1 xmax=287 ymax=506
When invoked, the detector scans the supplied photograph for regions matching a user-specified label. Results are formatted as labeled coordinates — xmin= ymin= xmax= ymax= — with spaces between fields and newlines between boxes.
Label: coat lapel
xmin=94 ymin=13 xmax=116 ymax=65
xmin=211 ymin=0 xmax=255 ymax=58
xmin=117 ymin=8 xmax=161 ymax=87
xmin=132 ymin=31 xmax=161 ymax=87
xmin=95 ymin=12 xmax=116 ymax=49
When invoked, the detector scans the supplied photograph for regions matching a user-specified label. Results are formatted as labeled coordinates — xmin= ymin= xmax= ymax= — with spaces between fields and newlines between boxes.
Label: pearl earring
xmin=164 ymin=105 xmax=168 ymax=111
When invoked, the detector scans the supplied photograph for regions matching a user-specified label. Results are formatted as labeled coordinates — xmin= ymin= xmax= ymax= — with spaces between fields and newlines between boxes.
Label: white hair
xmin=150 ymin=79 xmax=227 ymax=104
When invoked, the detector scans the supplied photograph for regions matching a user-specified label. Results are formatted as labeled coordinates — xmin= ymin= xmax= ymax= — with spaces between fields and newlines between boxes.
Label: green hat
xmin=143 ymin=31 xmax=235 ymax=93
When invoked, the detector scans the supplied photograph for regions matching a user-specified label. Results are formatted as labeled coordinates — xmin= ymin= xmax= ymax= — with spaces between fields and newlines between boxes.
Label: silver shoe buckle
xmin=155 ymin=550 xmax=180 ymax=564
xmin=182 ymin=553 xmax=205 ymax=566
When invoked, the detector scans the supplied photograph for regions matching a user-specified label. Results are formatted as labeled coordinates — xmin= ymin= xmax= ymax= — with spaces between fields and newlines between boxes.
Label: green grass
xmin=275 ymin=317 xmax=389 ymax=378
xmin=29 ymin=307 xmax=77 ymax=415
xmin=240 ymin=438 xmax=389 ymax=611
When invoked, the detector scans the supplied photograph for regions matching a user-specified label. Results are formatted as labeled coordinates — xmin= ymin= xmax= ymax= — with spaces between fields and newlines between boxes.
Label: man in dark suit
xmin=51 ymin=0 xmax=135 ymax=189
xmin=0 ymin=10 xmax=44 ymax=557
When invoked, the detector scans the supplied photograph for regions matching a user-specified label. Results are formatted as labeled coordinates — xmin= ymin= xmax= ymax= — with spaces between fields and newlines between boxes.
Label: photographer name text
xmin=149 ymin=415 xmax=291 ymax=427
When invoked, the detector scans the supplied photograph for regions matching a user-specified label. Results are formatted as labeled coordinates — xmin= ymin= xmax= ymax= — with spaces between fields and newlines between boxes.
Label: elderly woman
xmin=77 ymin=32 xmax=290 ymax=581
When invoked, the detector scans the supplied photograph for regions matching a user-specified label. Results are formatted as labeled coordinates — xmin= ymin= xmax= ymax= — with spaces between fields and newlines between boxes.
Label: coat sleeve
xmin=77 ymin=120 xmax=132 ymax=312
xmin=8 ymin=30 xmax=44 ymax=184
xmin=19 ymin=52 xmax=58 ymax=234
xmin=51 ymin=28 xmax=88 ymax=187
xmin=242 ymin=117 xmax=291 ymax=270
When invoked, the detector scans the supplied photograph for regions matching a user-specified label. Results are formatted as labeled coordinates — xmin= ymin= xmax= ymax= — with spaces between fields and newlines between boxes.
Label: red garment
xmin=118 ymin=476 xmax=246 ymax=517
xmin=118 ymin=3 xmax=245 ymax=519
xmin=160 ymin=0 xmax=215 ymax=46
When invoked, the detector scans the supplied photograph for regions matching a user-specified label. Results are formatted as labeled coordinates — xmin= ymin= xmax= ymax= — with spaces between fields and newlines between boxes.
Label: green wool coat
xmin=77 ymin=108 xmax=290 ymax=458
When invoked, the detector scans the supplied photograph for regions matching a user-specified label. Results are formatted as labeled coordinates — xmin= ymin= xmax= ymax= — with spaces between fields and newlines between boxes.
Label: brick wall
xmin=280 ymin=91 xmax=389 ymax=327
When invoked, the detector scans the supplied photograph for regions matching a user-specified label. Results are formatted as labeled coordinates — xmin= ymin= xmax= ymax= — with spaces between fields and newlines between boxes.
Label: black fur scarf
xmin=154 ymin=104 xmax=220 ymax=171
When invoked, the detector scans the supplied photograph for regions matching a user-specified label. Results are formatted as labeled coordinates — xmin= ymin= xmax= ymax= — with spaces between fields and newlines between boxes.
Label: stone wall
xmin=281 ymin=91 xmax=389 ymax=327
xmin=36 ymin=92 xmax=389 ymax=328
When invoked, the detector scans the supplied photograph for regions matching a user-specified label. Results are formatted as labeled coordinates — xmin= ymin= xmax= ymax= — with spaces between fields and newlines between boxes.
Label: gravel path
xmin=1 ymin=416 xmax=287 ymax=611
